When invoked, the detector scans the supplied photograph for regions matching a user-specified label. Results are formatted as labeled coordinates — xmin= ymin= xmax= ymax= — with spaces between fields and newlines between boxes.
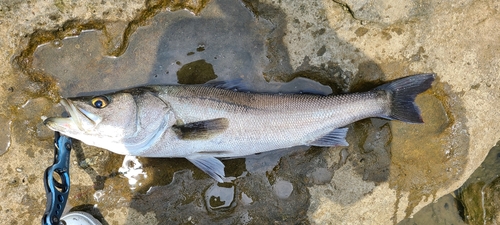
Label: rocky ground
xmin=0 ymin=0 xmax=499 ymax=224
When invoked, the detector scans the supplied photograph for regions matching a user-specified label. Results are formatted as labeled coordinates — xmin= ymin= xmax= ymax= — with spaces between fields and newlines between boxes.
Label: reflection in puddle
xmin=0 ymin=115 xmax=11 ymax=155
xmin=205 ymin=182 xmax=236 ymax=210
xmin=93 ymin=190 xmax=105 ymax=202
xmin=118 ymin=155 xmax=148 ymax=190
xmin=272 ymin=179 xmax=293 ymax=199
xmin=244 ymin=146 xmax=309 ymax=174
xmin=240 ymin=192 xmax=253 ymax=206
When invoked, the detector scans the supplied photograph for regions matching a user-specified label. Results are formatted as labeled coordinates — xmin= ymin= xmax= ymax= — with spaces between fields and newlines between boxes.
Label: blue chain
xmin=42 ymin=132 xmax=72 ymax=225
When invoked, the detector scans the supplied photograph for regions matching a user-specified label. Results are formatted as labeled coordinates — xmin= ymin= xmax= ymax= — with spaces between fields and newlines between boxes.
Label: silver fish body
xmin=150 ymin=86 xmax=384 ymax=156
xmin=44 ymin=74 xmax=435 ymax=182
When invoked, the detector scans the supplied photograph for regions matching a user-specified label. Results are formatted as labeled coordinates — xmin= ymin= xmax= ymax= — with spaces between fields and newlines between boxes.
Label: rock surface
xmin=0 ymin=0 xmax=499 ymax=224
xmin=458 ymin=141 xmax=500 ymax=224
xmin=258 ymin=0 xmax=499 ymax=223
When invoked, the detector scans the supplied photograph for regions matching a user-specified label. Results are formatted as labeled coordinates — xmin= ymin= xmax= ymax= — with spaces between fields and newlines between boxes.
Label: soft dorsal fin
xmin=310 ymin=127 xmax=349 ymax=147
xmin=186 ymin=154 xmax=226 ymax=182
xmin=172 ymin=118 xmax=229 ymax=140
xmin=204 ymin=79 xmax=250 ymax=92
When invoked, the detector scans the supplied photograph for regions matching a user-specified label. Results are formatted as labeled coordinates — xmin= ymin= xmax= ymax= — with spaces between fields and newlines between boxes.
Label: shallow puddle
xmin=32 ymin=0 xmax=330 ymax=97
xmin=29 ymin=0 xmax=335 ymax=223
xmin=389 ymin=81 xmax=469 ymax=219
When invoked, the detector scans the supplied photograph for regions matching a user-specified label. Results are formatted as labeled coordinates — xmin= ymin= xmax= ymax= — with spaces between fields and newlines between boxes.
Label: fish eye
xmin=91 ymin=96 xmax=109 ymax=108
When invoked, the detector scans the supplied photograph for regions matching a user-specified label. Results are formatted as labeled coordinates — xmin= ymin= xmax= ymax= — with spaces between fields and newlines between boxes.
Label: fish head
xmin=45 ymin=93 xmax=138 ymax=136
xmin=44 ymin=90 xmax=174 ymax=155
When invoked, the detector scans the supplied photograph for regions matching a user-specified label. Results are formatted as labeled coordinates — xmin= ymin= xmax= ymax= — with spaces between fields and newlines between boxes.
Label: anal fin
xmin=186 ymin=155 xmax=225 ymax=182
xmin=310 ymin=127 xmax=349 ymax=147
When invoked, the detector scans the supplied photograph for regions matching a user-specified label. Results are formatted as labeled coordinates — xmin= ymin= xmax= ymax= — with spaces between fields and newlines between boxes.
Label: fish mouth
xmin=44 ymin=99 xmax=102 ymax=133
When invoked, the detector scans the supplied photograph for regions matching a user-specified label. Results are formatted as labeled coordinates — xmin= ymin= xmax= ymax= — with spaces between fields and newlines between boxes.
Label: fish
xmin=44 ymin=73 xmax=435 ymax=182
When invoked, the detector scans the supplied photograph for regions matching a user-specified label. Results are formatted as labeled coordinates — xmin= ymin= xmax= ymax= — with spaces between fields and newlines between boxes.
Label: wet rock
xmin=0 ymin=115 xmax=11 ymax=155
xmin=399 ymin=194 xmax=466 ymax=225
xmin=335 ymin=0 xmax=430 ymax=25
xmin=177 ymin=59 xmax=217 ymax=84
xmin=457 ymin=141 xmax=500 ymax=224
xmin=0 ymin=0 xmax=499 ymax=224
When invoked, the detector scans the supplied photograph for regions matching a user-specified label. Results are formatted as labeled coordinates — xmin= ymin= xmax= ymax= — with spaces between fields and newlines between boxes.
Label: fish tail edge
xmin=375 ymin=73 xmax=435 ymax=123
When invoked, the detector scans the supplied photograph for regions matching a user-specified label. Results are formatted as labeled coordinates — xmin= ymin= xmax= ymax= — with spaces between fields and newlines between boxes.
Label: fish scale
xmin=44 ymin=74 xmax=435 ymax=182
xmin=152 ymin=87 xmax=386 ymax=157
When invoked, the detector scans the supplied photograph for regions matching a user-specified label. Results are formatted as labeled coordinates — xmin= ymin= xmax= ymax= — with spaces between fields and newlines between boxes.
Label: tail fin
xmin=375 ymin=73 xmax=435 ymax=123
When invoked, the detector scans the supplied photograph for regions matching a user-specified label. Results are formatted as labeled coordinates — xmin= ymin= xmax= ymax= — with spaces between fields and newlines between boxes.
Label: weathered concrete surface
xmin=399 ymin=194 xmax=466 ymax=225
xmin=0 ymin=1 xmax=148 ymax=224
xmin=0 ymin=0 xmax=499 ymax=224
xmin=260 ymin=0 xmax=499 ymax=223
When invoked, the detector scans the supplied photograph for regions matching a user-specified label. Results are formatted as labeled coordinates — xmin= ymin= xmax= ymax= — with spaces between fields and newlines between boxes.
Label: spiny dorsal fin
xmin=172 ymin=118 xmax=229 ymax=140
xmin=204 ymin=79 xmax=250 ymax=92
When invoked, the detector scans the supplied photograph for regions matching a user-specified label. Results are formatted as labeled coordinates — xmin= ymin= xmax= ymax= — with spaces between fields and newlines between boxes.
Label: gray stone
xmin=0 ymin=0 xmax=499 ymax=224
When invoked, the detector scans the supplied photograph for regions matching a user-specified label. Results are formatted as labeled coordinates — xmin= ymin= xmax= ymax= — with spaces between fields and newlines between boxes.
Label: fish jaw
xmin=44 ymin=98 xmax=102 ymax=135
xmin=44 ymin=115 xmax=132 ymax=155
xmin=43 ymin=99 xmax=128 ymax=155
xmin=44 ymin=117 xmax=82 ymax=135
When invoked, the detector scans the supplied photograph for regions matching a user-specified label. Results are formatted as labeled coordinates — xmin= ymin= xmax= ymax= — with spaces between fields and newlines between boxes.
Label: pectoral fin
xmin=172 ymin=118 xmax=229 ymax=140
xmin=310 ymin=127 xmax=349 ymax=147
xmin=186 ymin=155 xmax=225 ymax=182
